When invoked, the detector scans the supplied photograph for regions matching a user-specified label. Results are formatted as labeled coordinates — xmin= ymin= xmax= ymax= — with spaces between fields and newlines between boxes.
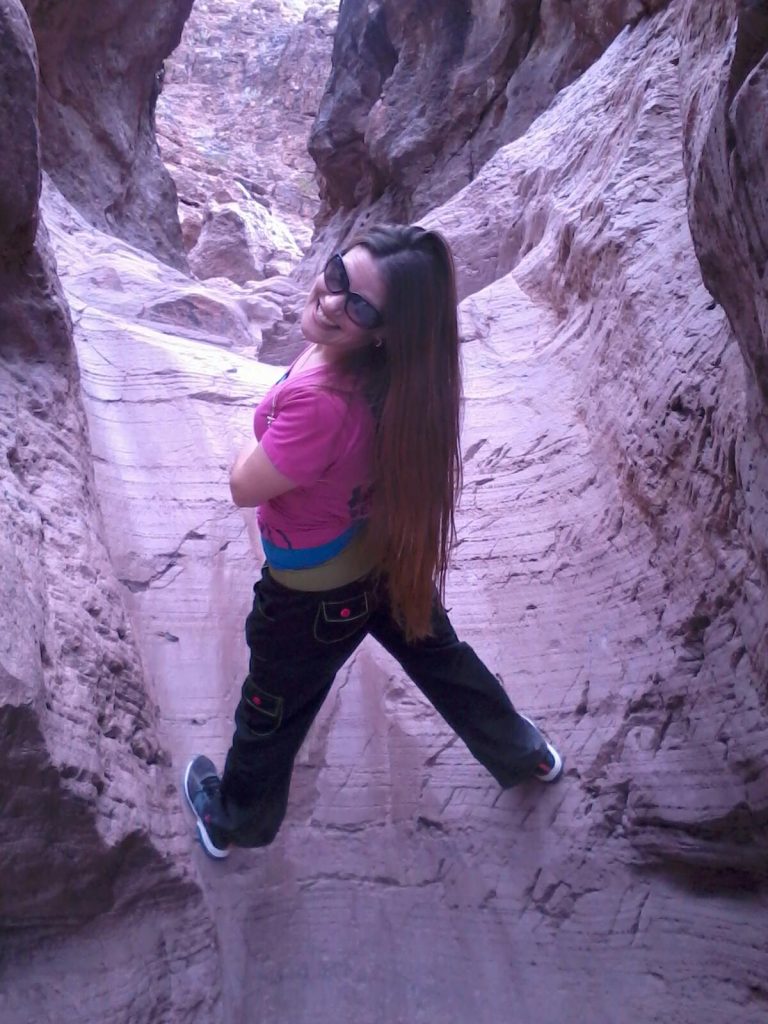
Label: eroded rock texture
xmin=0 ymin=3 xmax=219 ymax=1020
xmin=154 ymin=0 xmax=339 ymax=353
xmin=425 ymin=0 xmax=768 ymax=886
xmin=680 ymin=0 xmax=768 ymax=672
xmin=157 ymin=0 xmax=337 ymax=264
xmin=2 ymin=0 xmax=768 ymax=1022
xmin=20 ymin=0 xmax=193 ymax=269
xmin=308 ymin=0 xmax=673 ymax=247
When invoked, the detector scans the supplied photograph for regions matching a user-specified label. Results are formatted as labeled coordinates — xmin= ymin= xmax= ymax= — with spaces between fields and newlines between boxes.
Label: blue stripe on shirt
xmin=262 ymin=522 xmax=362 ymax=569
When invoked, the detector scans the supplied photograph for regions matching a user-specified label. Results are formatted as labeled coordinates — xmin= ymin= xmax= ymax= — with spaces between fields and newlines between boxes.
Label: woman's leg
xmin=367 ymin=593 xmax=557 ymax=787
xmin=208 ymin=569 xmax=375 ymax=847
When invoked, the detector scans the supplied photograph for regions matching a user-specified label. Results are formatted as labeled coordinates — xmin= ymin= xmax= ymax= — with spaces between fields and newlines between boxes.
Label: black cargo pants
xmin=209 ymin=566 xmax=549 ymax=847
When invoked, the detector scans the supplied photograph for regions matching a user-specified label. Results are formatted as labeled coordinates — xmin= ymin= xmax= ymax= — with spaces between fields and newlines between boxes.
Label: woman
xmin=184 ymin=225 xmax=563 ymax=859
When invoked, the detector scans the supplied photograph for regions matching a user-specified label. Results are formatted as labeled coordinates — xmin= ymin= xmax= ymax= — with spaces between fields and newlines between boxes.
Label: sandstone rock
xmin=679 ymin=0 xmax=768 ymax=689
xmin=306 ymin=0 xmax=675 ymax=256
xmin=0 ymin=0 xmax=39 ymax=259
xmin=189 ymin=200 xmax=302 ymax=285
xmin=20 ymin=0 xmax=194 ymax=270
xmin=420 ymin=4 xmax=768 ymax=885
xmin=41 ymin=179 xmax=263 ymax=352
xmin=157 ymin=0 xmax=337 ymax=259
xmin=3 ymin=0 xmax=768 ymax=1021
xmin=1 ymin=5 xmax=220 ymax=1019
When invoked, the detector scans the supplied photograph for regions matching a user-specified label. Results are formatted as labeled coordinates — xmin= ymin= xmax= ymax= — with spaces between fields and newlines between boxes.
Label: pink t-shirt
xmin=253 ymin=361 xmax=375 ymax=563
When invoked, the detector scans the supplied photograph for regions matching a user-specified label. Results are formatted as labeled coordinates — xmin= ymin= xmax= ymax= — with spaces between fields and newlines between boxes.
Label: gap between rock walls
xmin=1 ymin=2 xmax=766 ymax=1023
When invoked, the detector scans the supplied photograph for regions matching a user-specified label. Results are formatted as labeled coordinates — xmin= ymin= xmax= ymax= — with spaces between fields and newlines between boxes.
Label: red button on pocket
xmin=340 ymin=608 xmax=351 ymax=618
xmin=251 ymin=696 xmax=262 ymax=705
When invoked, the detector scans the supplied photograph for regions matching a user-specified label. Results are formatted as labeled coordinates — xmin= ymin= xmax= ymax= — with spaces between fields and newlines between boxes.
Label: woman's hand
xmin=229 ymin=439 xmax=297 ymax=508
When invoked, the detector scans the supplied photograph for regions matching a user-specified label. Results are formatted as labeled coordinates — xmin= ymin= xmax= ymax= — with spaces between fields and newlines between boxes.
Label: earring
xmin=374 ymin=338 xmax=384 ymax=348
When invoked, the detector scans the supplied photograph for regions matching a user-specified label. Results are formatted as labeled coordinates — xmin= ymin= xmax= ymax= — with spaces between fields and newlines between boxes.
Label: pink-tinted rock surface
xmin=2 ymin=0 xmax=767 ymax=1022
xmin=1 ymin=3 xmax=219 ymax=1020
xmin=424 ymin=0 xmax=768 ymax=887
xmin=189 ymin=199 xmax=301 ymax=284
xmin=680 ymin=0 xmax=768 ymax=673
xmin=307 ymin=0 xmax=673 ymax=248
xmin=157 ymin=0 xmax=337 ymax=266
xmin=20 ymin=0 xmax=193 ymax=269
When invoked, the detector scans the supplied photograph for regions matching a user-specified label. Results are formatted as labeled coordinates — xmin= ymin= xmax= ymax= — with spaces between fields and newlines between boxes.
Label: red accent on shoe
xmin=537 ymin=763 xmax=551 ymax=773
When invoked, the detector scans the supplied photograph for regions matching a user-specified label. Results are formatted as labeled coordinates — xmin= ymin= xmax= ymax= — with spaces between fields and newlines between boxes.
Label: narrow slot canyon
xmin=1 ymin=2 xmax=766 ymax=1022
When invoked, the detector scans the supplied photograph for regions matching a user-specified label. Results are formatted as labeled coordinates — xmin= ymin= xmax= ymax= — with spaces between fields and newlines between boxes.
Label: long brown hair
xmin=337 ymin=225 xmax=463 ymax=640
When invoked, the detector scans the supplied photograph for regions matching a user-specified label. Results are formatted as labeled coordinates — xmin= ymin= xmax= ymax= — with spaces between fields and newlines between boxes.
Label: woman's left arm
xmin=229 ymin=438 xmax=297 ymax=508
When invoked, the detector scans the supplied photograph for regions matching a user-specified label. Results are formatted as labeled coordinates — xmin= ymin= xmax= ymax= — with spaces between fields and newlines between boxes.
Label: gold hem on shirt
xmin=267 ymin=529 xmax=377 ymax=592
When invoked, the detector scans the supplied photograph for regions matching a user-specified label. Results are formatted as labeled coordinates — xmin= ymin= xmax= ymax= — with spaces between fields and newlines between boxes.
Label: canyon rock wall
xmin=308 ymin=0 xmax=673 ymax=248
xmin=20 ymin=0 xmax=193 ymax=269
xmin=680 ymin=0 xmax=768 ymax=686
xmin=154 ymin=0 xmax=338 ymax=352
xmin=157 ymin=0 xmax=337 ymax=264
xmin=0 ymin=4 xmax=220 ymax=1021
xmin=1 ymin=0 xmax=767 ymax=1022
xmin=421 ymin=0 xmax=768 ymax=883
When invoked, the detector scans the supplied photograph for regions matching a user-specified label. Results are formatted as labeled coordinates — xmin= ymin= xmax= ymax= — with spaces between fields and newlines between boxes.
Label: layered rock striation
xmin=308 ymin=0 xmax=673 ymax=247
xmin=2 ymin=0 xmax=767 ymax=1022
xmin=157 ymin=0 xmax=338 ymax=269
xmin=1 ymin=3 xmax=220 ymax=1020
xmin=20 ymin=0 xmax=193 ymax=269
xmin=423 ymin=0 xmax=768 ymax=885
xmin=680 ymin=0 xmax=768 ymax=685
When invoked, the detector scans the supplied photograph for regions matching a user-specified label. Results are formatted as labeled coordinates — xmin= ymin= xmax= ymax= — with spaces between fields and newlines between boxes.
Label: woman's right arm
xmin=229 ymin=438 xmax=297 ymax=508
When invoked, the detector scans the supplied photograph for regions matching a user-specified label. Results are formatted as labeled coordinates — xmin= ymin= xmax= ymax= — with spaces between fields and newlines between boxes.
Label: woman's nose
xmin=323 ymin=292 xmax=347 ymax=314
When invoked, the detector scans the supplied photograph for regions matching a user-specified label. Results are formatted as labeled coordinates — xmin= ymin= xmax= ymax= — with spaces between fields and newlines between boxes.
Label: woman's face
xmin=300 ymin=245 xmax=387 ymax=357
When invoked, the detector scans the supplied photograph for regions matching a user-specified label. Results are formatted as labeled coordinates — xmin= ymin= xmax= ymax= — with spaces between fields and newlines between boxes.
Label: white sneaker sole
xmin=183 ymin=758 xmax=230 ymax=859
xmin=519 ymin=715 xmax=564 ymax=783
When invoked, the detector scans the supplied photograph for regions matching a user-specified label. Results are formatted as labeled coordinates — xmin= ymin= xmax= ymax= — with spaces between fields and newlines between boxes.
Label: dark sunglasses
xmin=323 ymin=253 xmax=384 ymax=329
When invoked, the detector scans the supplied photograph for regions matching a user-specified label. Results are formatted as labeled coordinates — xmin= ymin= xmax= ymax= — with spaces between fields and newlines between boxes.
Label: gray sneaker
xmin=519 ymin=714 xmax=564 ymax=782
xmin=183 ymin=755 xmax=231 ymax=859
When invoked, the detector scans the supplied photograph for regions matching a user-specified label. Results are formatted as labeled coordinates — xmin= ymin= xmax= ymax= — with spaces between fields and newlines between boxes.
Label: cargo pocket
xmin=313 ymin=591 xmax=370 ymax=644
xmin=241 ymin=674 xmax=283 ymax=737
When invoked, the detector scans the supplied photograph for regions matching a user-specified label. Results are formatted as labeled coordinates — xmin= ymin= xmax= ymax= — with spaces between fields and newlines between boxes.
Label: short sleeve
xmin=259 ymin=384 xmax=347 ymax=487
